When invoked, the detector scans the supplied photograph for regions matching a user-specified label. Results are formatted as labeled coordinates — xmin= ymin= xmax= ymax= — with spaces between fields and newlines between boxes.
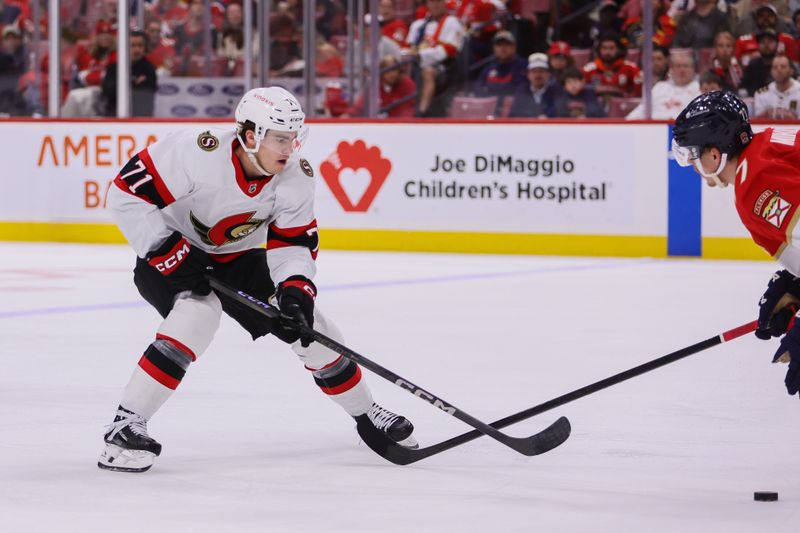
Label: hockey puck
xmin=754 ymin=491 xmax=779 ymax=502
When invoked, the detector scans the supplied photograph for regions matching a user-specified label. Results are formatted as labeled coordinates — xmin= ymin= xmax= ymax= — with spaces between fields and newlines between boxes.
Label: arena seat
xmin=607 ymin=97 xmax=641 ymax=118
xmin=449 ymin=96 xmax=498 ymax=118
xmin=571 ymin=49 xmax=591 ymax=70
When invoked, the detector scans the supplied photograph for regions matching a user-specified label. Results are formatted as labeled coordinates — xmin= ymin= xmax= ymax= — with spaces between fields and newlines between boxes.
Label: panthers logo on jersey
xmin=190 ymin=211 xmax=266 ymax=246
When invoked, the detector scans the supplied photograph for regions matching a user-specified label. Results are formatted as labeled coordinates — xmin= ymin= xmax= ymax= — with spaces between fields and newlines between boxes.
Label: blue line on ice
xmin=0 ymin=259 xmax=644 ymax=319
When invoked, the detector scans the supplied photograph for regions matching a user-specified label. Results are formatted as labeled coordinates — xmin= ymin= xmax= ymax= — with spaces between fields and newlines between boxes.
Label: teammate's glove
xmin=276 ymin=276 xmax=316 ymax=347
xmin=772 ymin=318 xmax=800 ymax=397
xmin=146 ymin=232 xmax=213 ymax=295
xmin=756 ymin=270 xmax=800 ymax=340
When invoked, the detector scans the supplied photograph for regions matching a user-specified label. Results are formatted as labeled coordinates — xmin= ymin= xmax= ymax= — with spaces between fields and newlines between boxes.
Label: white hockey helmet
xmin=234 ymin=86 xmax=307 ymax=174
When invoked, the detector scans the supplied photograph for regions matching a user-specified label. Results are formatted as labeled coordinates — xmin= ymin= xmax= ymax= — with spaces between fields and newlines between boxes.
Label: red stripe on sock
xmin=319 ymin=365 xmax=362 ymax=395
xmin=155 ymin=333 xmax=197 ymax=361
xmin=138 ymin=355 xmax=181 ymax=390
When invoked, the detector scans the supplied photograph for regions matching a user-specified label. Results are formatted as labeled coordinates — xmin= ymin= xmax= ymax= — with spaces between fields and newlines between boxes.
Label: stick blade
xmin=527 ymin=416 xmax=571 ymax=455
xmin=355 ymin=414 xmax=416 ymax=465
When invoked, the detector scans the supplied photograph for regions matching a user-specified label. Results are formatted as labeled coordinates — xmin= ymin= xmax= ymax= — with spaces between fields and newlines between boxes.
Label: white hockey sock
xmin=119 ymin=365 xmax=175 ymax=420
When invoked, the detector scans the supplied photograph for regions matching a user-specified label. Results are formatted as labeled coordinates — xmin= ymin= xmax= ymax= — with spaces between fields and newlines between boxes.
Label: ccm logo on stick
xmin=395 ymin=379 xmax=457 ymax=415
xmin=153 ymin=243 xmax=190 ymax=273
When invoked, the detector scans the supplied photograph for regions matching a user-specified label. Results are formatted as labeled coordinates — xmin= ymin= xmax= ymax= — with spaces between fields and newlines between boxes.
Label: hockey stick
xmin=207 ymin=277 xmax=571 ymax=457
xmin=360 ymin=320 xmax=759 ymax=465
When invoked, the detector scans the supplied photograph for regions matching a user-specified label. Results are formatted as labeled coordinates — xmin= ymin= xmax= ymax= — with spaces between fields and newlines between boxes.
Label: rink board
xmin=0 ymin=120 xmax=773 ymax=259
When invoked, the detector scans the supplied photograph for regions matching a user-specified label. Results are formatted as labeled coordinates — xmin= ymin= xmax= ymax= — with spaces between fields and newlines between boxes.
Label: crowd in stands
xmin=1 ymin=0 xmax=800 ymax=118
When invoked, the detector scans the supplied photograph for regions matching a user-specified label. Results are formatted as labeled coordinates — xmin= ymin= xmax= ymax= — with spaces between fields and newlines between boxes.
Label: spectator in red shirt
xmin=379 ymin=0 xmax=409 ymax=46
xmin=74 ymin=20 xmax=116 ymax=87
xmin=145 ymin=19 xmax=177 ymax=76
xmin=712 ymin=31 xmax=743 ymax=92
xmin=62 ymin=20 xmax=117 ymax=116
xmin=151 ymin=0 xmax=189 ymax=34
xmin=173 ymin=0 xmax=218 ymax=58
xmin=336 ymin=55 xmax=418 ymax=117
xmin=736 ymin=4 xmax=798 ymax=65
xmin=583 ymin=33 xmax=642 ymax=99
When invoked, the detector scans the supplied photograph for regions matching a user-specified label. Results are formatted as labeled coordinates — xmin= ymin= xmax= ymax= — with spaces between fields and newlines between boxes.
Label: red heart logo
xmin=320 ymin=140 xmax=392 ymax=212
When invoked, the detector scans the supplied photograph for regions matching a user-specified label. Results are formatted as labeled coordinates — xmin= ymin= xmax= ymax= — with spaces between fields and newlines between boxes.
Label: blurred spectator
xmin=218 ymin=1 xmax=246 ymax=63
xmin=508 ymin=53 xmax=562 ymax=118
xmin=151 ymin=0 xmax=189 ymax=33
xmin=741 ymin=28 xmax=780 ymax=95
xmin=473 ymin=31 xmax=527 ymax=100
xmin=173 ymin=0 xmax=218 ymax=57
xmin=699 ymin=70 xmax=724 ymax=92
xmin=711 ymin=31 xmax=743 ymax=91
xmin=733 ymin=1 xmax=793 ymax=37
xmin=590 ymin=0 xmax=624 ymax=45
xmin=793 ymin=8 xmax=800 ymax=38
xmin=753 ymin=54 xmax=800 ymax=117
xmin=736 ymin=4 xmax=798 ymax=64
xmin=621 ymin=0 xmax=676 ymax=48
xmin=360 ymin=14 xmax=403 ymax=63
xmin=379 ymin=0 xmax=409 ymax=45
xmin=269 ymin=13 xmax=302 ymax=76
xmin=673 ymin=0 xmax=730 ymax=49
xmin=547 ymin=41 xmax=574 ymax=82
xmin=583 ymin=33 xmax=642 ymax=99
xmin=651 ymin=45 xmax=670 ymax=84
xmin=61 ymin=20 xmax=116 ymax=117
xmin=0 ymin=23 xmax=27 ymax=115
xmin=338 ymin=55 xmax=417 ymax=117
xmin=145 ymin=19 xmax=177 ymax=77
xmin=459 ymin=0 xmax=504 ymax=63
xmin=101 ymin=30 xmax=157 ymax=117
xmin=74 ymin=20 xmax=116 ymax=87
xmin=404 ymin=0 xmax=465 ymax=116
xmin=554 ymin=66 xmax=606 ymax=118
xmin=627 ymin=51 xmax=700 ymax=119
xmin=317 ymin=35 xmax=344 ymax=77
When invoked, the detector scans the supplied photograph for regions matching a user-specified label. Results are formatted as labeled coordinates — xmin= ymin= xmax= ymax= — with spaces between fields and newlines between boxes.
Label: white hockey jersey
xmin=108 ymin=127 xmax=318 ymax=284
xmin=753 ymin=79 xmax=800 ymax=119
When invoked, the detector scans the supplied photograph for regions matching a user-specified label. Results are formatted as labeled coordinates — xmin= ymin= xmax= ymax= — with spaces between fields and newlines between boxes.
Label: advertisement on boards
xmin=0 ymin=121 xmax=667 ymax=240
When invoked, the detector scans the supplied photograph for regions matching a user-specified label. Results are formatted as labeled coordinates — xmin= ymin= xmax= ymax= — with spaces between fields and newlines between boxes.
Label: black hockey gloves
xmin=756 ymin=270 xmax=800 ymax=340
xmin=146 ymin=232 xmax=213 ymax=295
xmin=276 ymin=276 xmax=316 ymax=347
xmin=772 ymin=322 xmax=800 ymax=397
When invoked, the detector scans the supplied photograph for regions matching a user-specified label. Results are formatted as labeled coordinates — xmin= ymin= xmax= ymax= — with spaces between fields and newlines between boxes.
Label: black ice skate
xmin=361 ymin=402 xmax=418 ymax=449
xmin=97 ymin=406 xmax=162 ymax=473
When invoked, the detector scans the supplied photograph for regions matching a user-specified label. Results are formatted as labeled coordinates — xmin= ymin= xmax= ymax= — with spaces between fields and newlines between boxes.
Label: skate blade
xmin=394 ymin=435 xmax=419 ymax=449
xmin=98 ymin=444 xmax=155 ymax=473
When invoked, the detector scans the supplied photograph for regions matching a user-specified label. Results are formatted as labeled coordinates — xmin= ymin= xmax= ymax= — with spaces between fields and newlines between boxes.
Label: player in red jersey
xmin=672 ymin=90 xmax=800 ymax=398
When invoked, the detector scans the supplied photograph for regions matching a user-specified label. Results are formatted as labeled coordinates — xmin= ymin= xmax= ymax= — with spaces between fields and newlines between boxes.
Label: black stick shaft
xmin=419 ymin=320 xmax=758 ymax=453
xmin=207 ymin=277 xmax=566 ymax=454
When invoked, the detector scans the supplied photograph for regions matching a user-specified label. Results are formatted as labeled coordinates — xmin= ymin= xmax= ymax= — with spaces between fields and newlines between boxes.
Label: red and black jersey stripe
xmin=114 ymin=148 xmax=176 ymax=209
xmin=267 ymin=219 xmax=319 ymax=260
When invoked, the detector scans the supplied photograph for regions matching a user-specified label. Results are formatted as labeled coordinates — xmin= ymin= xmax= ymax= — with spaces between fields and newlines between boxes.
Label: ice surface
xmin=0 ymin=243 xmax=797 ymax=533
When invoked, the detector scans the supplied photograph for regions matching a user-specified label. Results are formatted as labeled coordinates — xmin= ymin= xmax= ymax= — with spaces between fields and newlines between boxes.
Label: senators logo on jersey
xmin=190 ymin=211 xmax=266 ymax=246
xmin=197 ymin=131 xmax=220 ymax=152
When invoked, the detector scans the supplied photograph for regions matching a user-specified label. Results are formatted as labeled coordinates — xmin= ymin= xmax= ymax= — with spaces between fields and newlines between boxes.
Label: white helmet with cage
xmin=234 ymin=86 xmax=307 ymax=174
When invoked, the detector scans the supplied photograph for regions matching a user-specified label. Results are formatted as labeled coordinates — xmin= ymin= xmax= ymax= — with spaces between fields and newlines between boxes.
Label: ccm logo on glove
xmin=149 ymin=240 xmax=191 ymax=274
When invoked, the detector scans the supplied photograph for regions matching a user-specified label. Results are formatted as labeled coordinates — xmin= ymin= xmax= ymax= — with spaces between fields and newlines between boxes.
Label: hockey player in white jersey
xmin=98 ymin=86 xmax=416 ymax=472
